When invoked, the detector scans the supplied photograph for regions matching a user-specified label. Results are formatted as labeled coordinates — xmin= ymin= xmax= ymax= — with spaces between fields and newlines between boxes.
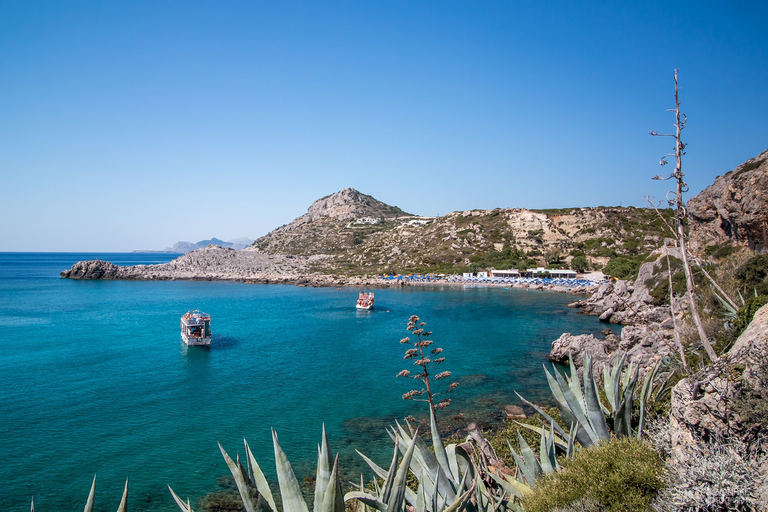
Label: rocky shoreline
xmin=59 ymin=244 xmax=604 ymax=293
xmin=547 ymin=246 xmax=684 ymax=376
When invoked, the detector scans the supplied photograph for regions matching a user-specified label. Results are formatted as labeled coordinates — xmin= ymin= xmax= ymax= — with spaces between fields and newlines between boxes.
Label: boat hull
xmin=181 ymin=333 xmax=211 ymax=346
xmin=356 ymin=304 xmax=374 ymax=310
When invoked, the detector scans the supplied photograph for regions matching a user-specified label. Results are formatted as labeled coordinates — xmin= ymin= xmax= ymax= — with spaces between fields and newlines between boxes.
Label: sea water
xmin=0 ymin=253 xmax=610 ymax=511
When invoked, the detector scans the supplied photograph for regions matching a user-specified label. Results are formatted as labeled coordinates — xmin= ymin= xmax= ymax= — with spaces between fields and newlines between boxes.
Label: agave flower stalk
xmin=397 ymin=315 xmax=459 ymax=413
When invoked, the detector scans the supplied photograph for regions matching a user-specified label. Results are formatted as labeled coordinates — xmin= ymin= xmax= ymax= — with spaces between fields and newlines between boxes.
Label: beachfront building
xmin=521 ymin=267 xmax=578 ymax=278
xmin=489 ymin=269 xmax=520 ymax=278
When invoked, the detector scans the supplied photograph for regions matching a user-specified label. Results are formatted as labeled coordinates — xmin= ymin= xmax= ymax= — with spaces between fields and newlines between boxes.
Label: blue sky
xmin=2 ymin=1 xmax=767 ymax=251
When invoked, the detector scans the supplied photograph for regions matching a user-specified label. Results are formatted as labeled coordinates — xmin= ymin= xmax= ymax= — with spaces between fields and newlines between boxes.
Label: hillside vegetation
xmin=253 ymin=189 xmax=674 ymax=276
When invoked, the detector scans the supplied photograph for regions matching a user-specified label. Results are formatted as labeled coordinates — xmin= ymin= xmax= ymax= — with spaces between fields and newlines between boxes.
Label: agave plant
xmin=35 ymin=476 xmax=129 ymax=512
xmin=169 ymin=425 xmax=343 ymax=512
xmin=347 ymin=405 xmax=528 ymax=512
xmin=347 ymin=406 xmax=476 ymax=512
xmin=516 ymin=353 xmax=666 ymax=449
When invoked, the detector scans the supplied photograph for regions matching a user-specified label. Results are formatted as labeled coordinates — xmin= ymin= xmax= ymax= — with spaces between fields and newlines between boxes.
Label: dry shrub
xmin=653 ymin=436 xmax=766 ymax=512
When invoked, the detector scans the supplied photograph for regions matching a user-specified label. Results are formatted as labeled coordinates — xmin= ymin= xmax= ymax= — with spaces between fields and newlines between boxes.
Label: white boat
xmin=356 ymin=292 xmax=374 ymax=310
xmin=180 ymin=310 xmax=212 ymax=346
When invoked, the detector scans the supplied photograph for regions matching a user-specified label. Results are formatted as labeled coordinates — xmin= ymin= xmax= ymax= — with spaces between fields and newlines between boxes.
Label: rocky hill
xmin=252 ymin=188 xmax=416 ymax=255
xmin=688 ymin=147 xmax=768 ymax=253
xmin=252 ymin=188 xmax=674 ymax=275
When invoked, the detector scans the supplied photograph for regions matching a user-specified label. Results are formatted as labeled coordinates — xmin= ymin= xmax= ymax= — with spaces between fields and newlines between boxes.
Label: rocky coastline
xmin=60 ymin=244 xmax=604 ymax=293
xmin=548 ymin=246 xmax=684 ymax=376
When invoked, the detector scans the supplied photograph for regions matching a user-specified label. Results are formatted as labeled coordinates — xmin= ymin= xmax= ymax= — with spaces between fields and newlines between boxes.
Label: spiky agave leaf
xmin=551 ymin=364 xmax=600 ymax=446
xmin=116 ymin=479 xmax=128 ymax=512
xmin=613 ymin=364 xmax=639 ymax=437
xmin=318 ymin=454 xmax=344 ymax=512
xmin=507 ymin=432 xmax=541 ymax=487
xmin=386 ymin=434 xmax=418 ymax=512
xmin=272 ymin=429 xmax=311 ymax=512
xmin=637 ymin=361 xmax=661 ymax=439
xmin=84 ymin=475 xmax=96 ymax=512
xmin=168 ymin=486 xmax=195 ymax=512
xmin=582 ymin=354 xmax=611 ymax=442
xmin=244 ymin=439 xmax=278 ymax=512
xmin=219 ymin=442 xmax=260 ymax=512
xmin=315 ymin=424 xmax=335 ymax=512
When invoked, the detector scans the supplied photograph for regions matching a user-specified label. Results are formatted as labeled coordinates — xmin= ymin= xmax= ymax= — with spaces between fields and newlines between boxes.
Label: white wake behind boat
xmin=180 ymin=310 xmax=212 ymax=346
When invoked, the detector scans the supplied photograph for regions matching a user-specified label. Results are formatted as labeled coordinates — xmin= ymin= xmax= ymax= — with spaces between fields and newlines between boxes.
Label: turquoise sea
xmin=0 ymin=253 xmax=610 ymax=511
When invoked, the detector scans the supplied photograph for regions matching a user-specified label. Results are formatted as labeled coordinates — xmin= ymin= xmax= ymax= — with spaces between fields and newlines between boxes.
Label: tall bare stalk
xmin=651 ymin=70 xmax=718 ymax=362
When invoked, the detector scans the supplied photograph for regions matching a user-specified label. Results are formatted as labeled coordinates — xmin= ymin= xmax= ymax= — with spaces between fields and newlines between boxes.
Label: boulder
xmin=669 ymin=303 xmax=768 ymax=463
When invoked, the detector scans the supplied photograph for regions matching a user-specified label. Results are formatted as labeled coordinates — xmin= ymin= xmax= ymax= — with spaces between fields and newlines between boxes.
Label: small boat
xmin=180 ymin=310 xmax=212 ymax=346
xmin=356 ymin=292 xmax=374 ymax=310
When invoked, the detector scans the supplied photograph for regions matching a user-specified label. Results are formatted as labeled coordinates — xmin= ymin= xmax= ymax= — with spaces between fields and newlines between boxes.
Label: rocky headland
xmin=548 ymin=246 xmax=684 ymax=376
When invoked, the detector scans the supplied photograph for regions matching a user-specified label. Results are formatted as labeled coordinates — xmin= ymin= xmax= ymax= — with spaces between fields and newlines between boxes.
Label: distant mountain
xmin=133 ymin=237 xmax=254 ymax=253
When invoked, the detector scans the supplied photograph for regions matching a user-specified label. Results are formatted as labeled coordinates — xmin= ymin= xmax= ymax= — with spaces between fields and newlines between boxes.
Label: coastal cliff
xmin=688 ymin=148 xmax=768 ymax=252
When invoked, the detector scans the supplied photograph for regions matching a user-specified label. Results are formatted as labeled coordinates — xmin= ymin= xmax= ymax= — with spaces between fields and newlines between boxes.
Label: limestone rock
xmin=504 ymin=405 xmax=526 ymax=420
xmin=688 ymin=147 xmax=768 ymax=252
xmin=669 ymin=303 xmax=768 ymax=463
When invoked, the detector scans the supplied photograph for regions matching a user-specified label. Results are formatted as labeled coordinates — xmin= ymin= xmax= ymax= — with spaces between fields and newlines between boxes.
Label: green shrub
xmin=736 ymin=254 xmax=768 ymax=295
xmin=603 ymin=255 xmax=648 ymax=280
xmin=571 ymin=254 xmax=588 ymax=273
xmin=521 ymin=437 xmax=665 ymax=512
xmin=733 ymin=295 xmax=768 ymax=337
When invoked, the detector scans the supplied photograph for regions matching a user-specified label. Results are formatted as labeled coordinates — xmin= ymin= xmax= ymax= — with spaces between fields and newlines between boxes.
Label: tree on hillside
xmin=650 ymin=69 xmax=718 ymax=362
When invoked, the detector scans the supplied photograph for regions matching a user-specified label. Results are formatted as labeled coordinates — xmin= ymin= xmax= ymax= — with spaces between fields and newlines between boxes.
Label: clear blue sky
xmin=2 ymin=1 xmax=767 ymax=251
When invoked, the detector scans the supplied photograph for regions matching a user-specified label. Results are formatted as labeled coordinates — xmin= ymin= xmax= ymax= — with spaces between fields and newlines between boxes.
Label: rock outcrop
xmin=688 ymin=147 xmax=768 ymax=252
xmin=61 ymin=245 xmax=397 ymax=288
xmin=549 ymin=247 xmax=683 ymax=374
xmin=669 ymin=303 xmax=768 ymax=460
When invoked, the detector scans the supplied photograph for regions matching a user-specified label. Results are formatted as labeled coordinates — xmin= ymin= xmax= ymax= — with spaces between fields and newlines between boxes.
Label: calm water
xmin=0 ymin=253 xmax=608 ymax=511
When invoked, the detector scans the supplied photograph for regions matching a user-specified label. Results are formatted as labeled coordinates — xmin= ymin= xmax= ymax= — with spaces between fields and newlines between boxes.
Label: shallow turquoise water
xmin=0 ymin=253 xmax=608 ymax=511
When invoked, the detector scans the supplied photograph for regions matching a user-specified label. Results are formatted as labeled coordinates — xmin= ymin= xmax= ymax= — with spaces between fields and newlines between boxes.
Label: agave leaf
xmin=84 ymin=475 xmax=96 ymax=512
xmin=567 ymin=355 xmax=586 ymax=412
xmin=582 ymin=355 xmax=611 ymax=441
xmin=567 ymin=421 xmax=578 ymax=458
xmin=517 ymin=431 xmax=542 ymax=481
xmin=116 ymin=479 xmax=128 ymax=512
xmin=637 ymin=362 xmax=660 ymax=439
xmin=386 ymin=434 xmax=418 ymax=512
xmin=429 ymin=406 xmax=455 ymax=481
xmin=614 ymin=365 xmax=639 ymax=438
xmin=355 ymin=450 xmax=389 ymax=481
xmin=541 ymin=366 xmax=573 ymax=424
xmin=219 ymin=443 xmax=260 ymax=512
xmin=244 ymin=440 xmax=278 ymax=512
xmin=603 ymin=352 xmax=626 ymax=415
xmin=489 ymin=472 xmax=531 ymax=499
xmin=380 ymin=436 xmax=400 ymax=505
xmin=507 ymin=441 xmax=537 ymax=487
xmin=714 ymin=290 xmax=738 ymax=316
xmin=538 ymin=428 xmax=553 ymax=475
xmin=319 ymin=455 xmax=344 ymax=512
xmin=513 ymin=392 xmax=570 ymax=441
xmin=272 ymin=430 xmax=311 ymax=512
xmin=552 ymin=365 xmax=598 ymax=445
xmin=511 ymin=421 xmax=568 ymax=451
xmin=168 ymin=486 xmax=195 ymax=512
xmin=343 ymin=492 xmax=387 ymax=512
xmin=416 ymin=476 xmax=426 ymax=512
xmin=315 ymin=425 xmax=334 ymax=512
xmin=441 ymin=482 xmax=474 ymax=512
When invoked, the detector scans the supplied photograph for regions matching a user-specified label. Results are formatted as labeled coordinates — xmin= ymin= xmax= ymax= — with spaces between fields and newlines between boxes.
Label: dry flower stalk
xmin=397 ymin=315 xmax=459 ymax=412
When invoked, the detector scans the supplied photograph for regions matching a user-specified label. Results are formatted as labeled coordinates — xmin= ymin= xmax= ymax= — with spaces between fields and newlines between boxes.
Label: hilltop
xmin=251 ymin=188 xmax=673 ymax=277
